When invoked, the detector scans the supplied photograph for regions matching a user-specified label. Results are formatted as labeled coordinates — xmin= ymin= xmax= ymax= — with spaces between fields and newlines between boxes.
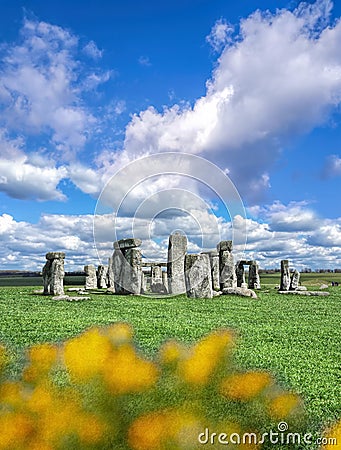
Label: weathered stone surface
xmin=107 ymin=256 xmax=115 ymax=289
xmin=248 ymin=261 xmax=261 ymax=289
xmin=97 ymin=265 xmax=108 ymax=289
xmin=122 ymin=248 xmax=142 ymax=294
xmin=43 ymin=252 xmax=65 ymax=295
xmin=296 ymin=286 xmax=307 ymax=291
xmin=212 ymin=290 xmax=222 ymax=297
xmin=162 ymin=271 xmax=168 ymax=287
xmin=112 ymin=249 xmax=126 ymax=294
xmin=52 ymin=295 xmax=90 ymax=301
xmin=290 ymin=269 xmax=300 ymax=290
xmin=221 ymin=287 xmax=258 ymax=299
xmin=202 ymin=251 xmax=220 ymax=291
xmin=185 ymin=254 xmax=213 ymax=298
xmin=278 ymin=290 xmax=329 ymax=296
xmin=280 ymin=260 xmax=290 ymax=291
xmin=219 ymin=250 xmax=237 ymax=289
xmin=113 ymin=238 xmax=142 ymax=250
xmin=84 ymin=265 xmax=97 ymax=290
xmin=216 ymin=241 xmax=233 ymax=253
xmin=46 ymin=252 xmax=65 ymax=260
xmin=167 ymin=233 xmax=187 ymax=295
xmin=236 ymin=261 xmax=246 ymax=288
xmin=320 ymin=284 xmax=329 ymax=289
xmin=150 ymin=266 xmax=167 ymax=293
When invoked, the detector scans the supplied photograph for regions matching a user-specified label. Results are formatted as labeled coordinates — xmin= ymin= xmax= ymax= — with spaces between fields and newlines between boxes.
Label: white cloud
xmin=104 ymin=0 xmax=341 ymax=202
xmin=138 ymin=56 xmax=151 ymax=67
xmin=206 ymin=18 xmax=234 ymax=52
xmin=83 ymin=40 xmax=103 ymax=59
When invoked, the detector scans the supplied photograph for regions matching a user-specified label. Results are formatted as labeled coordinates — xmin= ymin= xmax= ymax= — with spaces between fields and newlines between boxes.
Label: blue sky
xmin=0 ymin=0 xmax=341 ymax=271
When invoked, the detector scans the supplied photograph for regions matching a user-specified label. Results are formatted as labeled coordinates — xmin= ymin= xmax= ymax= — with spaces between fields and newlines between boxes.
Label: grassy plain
xmin=0 ymin=274 xmax=340 ymax=448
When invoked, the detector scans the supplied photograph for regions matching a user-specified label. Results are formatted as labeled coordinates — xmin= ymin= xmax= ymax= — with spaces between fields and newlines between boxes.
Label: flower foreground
xmin=0 ymin=323 xmax=334 ymax=449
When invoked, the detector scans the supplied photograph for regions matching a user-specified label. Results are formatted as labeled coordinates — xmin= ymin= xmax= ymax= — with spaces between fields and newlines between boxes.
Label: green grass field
xmin=0 ymin=276 xmax=340 ymax=448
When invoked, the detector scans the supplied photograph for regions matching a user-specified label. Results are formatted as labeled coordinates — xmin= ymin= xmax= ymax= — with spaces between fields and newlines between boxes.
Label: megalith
xmin=84 ymin=264 xmax=97 ymax=289
xmin=290 ymin=269 xmax=300 ymax=291
xmin=112 ymin=238 xmax=143 ymax=294
xmin=236 ymin=261 xmax=246 ymax=288
xmin=42 ymin=252 xmax=65 ymax=296
xmin=185 ymin=253 xmax=213 ymax=298
xmin=217 ymin=241 xmax=237 ymax=290
xmin=167 ymin=233 xmax=187 ymax=295
xmin=97 ymin=265 xmax=108 ymax=289
xmin=280 ymin=260 xmax=290 ymax=291
xmin=202 ymin=251 xmax=219 ymax=291
xmin=248 ymin=261 xmax=261 ymax=289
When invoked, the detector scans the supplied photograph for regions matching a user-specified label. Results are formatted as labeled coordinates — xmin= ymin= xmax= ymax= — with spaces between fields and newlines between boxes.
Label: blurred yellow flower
xmin=104 ymin=345 xmax=158 ymax=394
xmin=159 ymin=340 xmax=185 ymax=365
xmin=107 ymin=322 xmax=133 ymax=344
xmin=220 ymin=371 xmax=272 ymax=401
xmin=269 ymin=393 xmax=300 ymax=419
xmin=0 ymin=412 xmax=33 ymax=449
xmin=179 ymin=329 xmax=233 ymax=385
xmin=64 ymin=327 xmax=112 ymax=381
xmin=322 ymin=419 xmax=341 ymax=450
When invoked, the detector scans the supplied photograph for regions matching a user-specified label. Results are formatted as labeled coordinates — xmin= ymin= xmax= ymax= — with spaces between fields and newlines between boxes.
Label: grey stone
xmin=167 ymin=233 xmax=187 ymax=295
xmin=43 ymin=252 xmax=65 ymax=296
xmin=107 ymin=256 xmax=115 ymax=289
xmin=162 ymin=271 xmax=168 ymax=287
xmin=280 ymin=260 xmax=290 ymax=291
xmin=320 ymin=284 xmax=329 ymax=289
xmin=278 ymin=290 xmax=329 ymax=296
xmin=185 ymin=254 xmax=213 ymax=298
xmin=46 ymin=252 xmax=65 ymax=260
xmin=84 ymin=265 xmax=97 ymax=290
xmin=112 ymin=249 xmax=127 ymax=294
xmin=212 ymin=290 xmax=222 ymax=297
xmin=290 ymin=270 xmax=300 ymax=290
xmin=295 ymin=286 xmax=307 ymax=291
xmin=248 ymin=261 xmax=261 ymax=289
xmin=216 ymin=241 xmax=233 ymax=253
xmin=122 ymin=248 xmax=142 ymax=294
xmin=113 ymin=238 xmax=142 ymax=250
xmin=202 ymin=251 xmax=220 ymax=291
xmin=97 ymin=265 xmax=108 ymax=289
xmin=236 ymin=261 xmax=246 ymax=287
xmin=150 ymin=266 xmax=167 ymax=293
xmin=221 ymin=287 xmax=258 ymax=299
xmin=219 ymin=250 xmax=237 ymax=289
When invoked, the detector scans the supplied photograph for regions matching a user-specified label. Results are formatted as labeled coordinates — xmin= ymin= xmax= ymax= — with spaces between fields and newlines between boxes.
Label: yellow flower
xmin=159 ymin=340 xmax=186 ymax=365
xmin=24 ymin=344 xmax=58 ymax=382
xmin=128 ymin=409 xmax=202 ymax=450
xmin=107 ymin=322 xmax=133 ymax=344
xmin=104 ymin=345 xmax=158 ymax=394
xmin=0 ymin=412 xmax=34 ymax=449
xmin=63 ymin=327 xmax=112 ymax=381
xmin=220 ymin=371 xmax=272 ymax=401
xmin=76 ymin=413 xmax=106 ymax=444
xmin=27 ymin=384 xmax=54 ymax=414
xmin=179 ymin=329 xmax=233 ymax=385
xmin=269 ymin=393 xmax=300 ymax=419
xmin=322 ymin=420 xmax=341 ymax=450
xmin=0 ymin=381 xmax=23 ymax=408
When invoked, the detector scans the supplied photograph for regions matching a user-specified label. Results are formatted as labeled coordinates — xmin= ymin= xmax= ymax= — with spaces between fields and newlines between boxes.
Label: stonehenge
xmin=42 ymin=235 xmax=267 ymax=300
xmin=280 ymin=260 xmax=291 ymax=291
xmin=42 ymin=252 xmax=65 ymax=296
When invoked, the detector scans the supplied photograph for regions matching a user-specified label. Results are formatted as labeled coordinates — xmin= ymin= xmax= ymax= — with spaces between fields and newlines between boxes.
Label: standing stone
xmin=97 ymin=265 xmax=108 ymax=289
xmin=122 ymin=248 xmax=142 ymax=294
xmin=167 ymin=233 xmax=187 ymax=295
xmin=107 ymin=256 xmax=115 ymax=289
xmin=290 ymin=269 xmax=300 ymax=290
xmin=112 ymin=249 xmax=126 ymax=294
xmin=84 ymin=265 xmax=97 ymax=290
xmin=248 ymin=261 xmax=261 ymax=289
xmin=217 ymin=241 xmax=236 ymax=290
xmin=236 ymin=261 xmax=246 ymax=288
xmin=280 ymin=260 xmax=290 ymax=291
xmin=162 ymin=271 xmax=168 ymax=291
xmin=151 ymin=265 xmax=167 ymax=294
xmin=141 ymin=272 xmax=147 ymax=294
xmin=42 ymin=252 xmax=65 ymax=296
xmin=202 ymin=251 xmax=219 ymax=291
xmin=185 ymin=254 xmax=213 ymax=298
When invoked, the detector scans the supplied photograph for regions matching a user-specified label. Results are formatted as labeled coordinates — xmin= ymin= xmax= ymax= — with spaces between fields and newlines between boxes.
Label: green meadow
xmin=0 ymin=273 xmax=340 ymax=448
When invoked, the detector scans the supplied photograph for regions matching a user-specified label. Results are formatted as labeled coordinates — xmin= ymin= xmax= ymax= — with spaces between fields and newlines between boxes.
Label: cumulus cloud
xmin=206 ymin=18 xmax=234 ymax=52
xmin=83 ymin=40 xmax=103 ymax=59
xmin=106 ymin=0 xmax=341 ymax=203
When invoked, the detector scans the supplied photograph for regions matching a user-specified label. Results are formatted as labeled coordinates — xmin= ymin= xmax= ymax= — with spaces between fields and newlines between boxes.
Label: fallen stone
xmin=52 ymin=295 xmax=90 ymax=301
xmin=33 ymin=289 xmax=44 ymax=294
xmin=295 ymin=286 xmax=307 ymax=291
xmin=106 ymin=286 xmax=116 ymax=294
xmin=212 ymin=290 xmax=222 ymax=297
xmin=320 ymin=284 xmax=329 ymax=289
xmin=67 ymin=288 xmax=81 ymax=292
xmin=278 ymin=291 xmax=329 ymax=296
xmin=52 ymin=295 xmax=69 ymax=300
xmin=113 ymin=238 xmax=142 ymax=250
xmin=222 ymin=287 xmax=258 ymax=299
